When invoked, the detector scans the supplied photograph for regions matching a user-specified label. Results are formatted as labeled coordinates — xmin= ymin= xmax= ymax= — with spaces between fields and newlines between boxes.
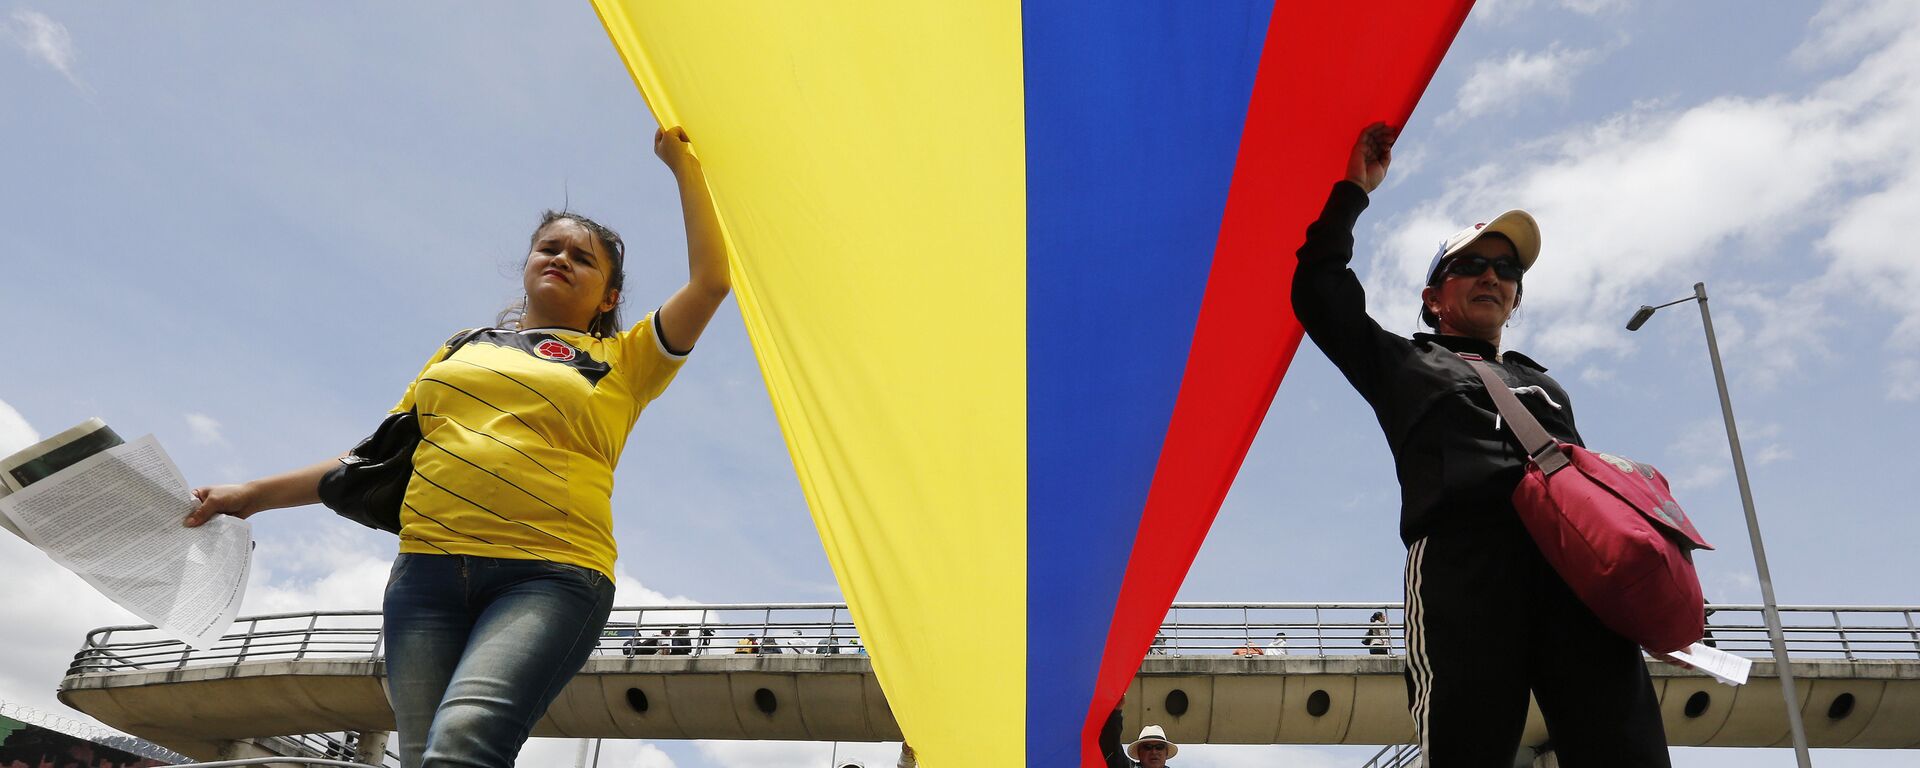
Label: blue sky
xmin=2 ymin=2 xmax=1917 ymax=766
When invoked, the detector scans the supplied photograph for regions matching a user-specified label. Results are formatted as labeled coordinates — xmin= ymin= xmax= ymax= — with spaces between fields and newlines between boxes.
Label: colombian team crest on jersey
xmin=480 ymin=332 xmax=610 ymax=386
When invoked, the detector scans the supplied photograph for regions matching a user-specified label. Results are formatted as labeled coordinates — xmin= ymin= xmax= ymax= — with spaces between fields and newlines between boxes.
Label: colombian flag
xmin=592 ymin=3 xmax=1470 ymax=766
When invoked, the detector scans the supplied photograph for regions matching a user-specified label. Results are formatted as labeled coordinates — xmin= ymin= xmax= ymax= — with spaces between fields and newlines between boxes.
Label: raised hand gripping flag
xmin=591 ymin=3 xmax=1470 ymax=766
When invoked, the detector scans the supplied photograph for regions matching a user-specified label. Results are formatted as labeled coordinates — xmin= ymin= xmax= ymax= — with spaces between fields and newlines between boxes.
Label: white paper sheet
xmin=1666 ymin=642 xmax=1753 ymax=686
xmin=0 ymin=435 xmax=251 ymax=650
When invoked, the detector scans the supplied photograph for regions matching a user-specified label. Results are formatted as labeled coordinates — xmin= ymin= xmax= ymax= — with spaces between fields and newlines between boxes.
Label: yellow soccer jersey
xmin=388 ymin=312 xmax=687 ymax=577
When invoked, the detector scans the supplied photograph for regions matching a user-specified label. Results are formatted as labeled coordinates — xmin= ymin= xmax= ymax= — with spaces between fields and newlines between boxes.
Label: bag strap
xmin=399 ymin=329 xmax=492 ymax=419
xmin=445 ymin=327 xmax=491 ymax=356
xmin=1458 ymin=353 xmax=1571 ymax=475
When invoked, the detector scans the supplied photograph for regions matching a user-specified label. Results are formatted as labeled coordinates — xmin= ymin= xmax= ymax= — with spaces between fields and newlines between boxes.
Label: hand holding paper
xmin=1659 ymin=643 xmax=1754 ymax=686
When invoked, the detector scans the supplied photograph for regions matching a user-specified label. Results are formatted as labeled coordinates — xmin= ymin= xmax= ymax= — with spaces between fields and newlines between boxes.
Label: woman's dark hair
xmin=1419 ymin=232 xmax=1523 ymax=330
xmin=498 ymin=210 xmax=628 ymax=338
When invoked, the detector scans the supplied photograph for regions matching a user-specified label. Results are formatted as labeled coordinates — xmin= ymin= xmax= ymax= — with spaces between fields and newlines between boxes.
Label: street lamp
xmin=1627 ymin=282 xmax=1810 ymax=767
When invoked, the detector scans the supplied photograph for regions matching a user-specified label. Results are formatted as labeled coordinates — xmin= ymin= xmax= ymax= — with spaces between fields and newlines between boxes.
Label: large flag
xmin=592 ymin=3 xmax=1470 ymax=766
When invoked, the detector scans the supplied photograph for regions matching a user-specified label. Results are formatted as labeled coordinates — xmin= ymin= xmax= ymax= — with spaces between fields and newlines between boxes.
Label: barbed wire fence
xmin=0 ymin=699 xmax=193 ymax=764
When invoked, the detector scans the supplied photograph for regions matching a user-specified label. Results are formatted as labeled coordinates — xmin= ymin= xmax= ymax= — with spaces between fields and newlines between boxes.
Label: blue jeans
xmin=383 ymin=554 xmax=615 ymax=768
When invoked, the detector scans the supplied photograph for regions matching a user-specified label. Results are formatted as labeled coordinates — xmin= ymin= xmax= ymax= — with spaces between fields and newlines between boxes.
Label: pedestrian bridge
xmin=57 ymin=602 xmax=1920 ymax=762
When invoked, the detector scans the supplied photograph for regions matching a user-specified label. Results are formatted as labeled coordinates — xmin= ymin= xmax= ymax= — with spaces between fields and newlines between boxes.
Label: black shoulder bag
xmin=318 ymin=328 xmax=490 ymax=533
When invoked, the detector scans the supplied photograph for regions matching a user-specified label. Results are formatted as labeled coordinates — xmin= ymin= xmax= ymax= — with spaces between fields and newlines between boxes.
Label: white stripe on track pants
xmin=1402 ymin=523 xmax=1671 ymax=768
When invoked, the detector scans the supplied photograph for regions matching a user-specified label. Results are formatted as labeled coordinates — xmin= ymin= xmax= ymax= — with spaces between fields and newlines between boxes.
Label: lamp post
xmin=1627 ymin=282 xmax=1810 ymax=767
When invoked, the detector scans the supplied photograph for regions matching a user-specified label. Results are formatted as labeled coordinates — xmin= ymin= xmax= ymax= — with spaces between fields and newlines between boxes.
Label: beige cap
xmin=1429 ymin=209 xmax=1541 ymax=281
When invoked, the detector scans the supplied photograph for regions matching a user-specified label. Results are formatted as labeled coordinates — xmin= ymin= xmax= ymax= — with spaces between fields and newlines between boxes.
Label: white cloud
xmin=1470 ymin=0 xmax=1533 ymax=21
xmin=630 ymin=741 xmax=680 ymax=768
xmin=1752 ymin=442 xmax=1792 ymax=466
xmin=1663 ymin=419 xmax=1788 ymax=491
xmin=1176 ymin=744 xmax=1354 ymax=768
xmin=4 ymin=9 xmax=85 ymax=90
xmin=520 ymin=737 xmax=679 ymax=768
xmin=0 ymin=533 xmax=141 ymax=729
xmin=1814 ymin=93 xmax=1920 ymax=395
xmin=1666 ymin=419 xmax=1731 ymax=492
xmin=1365 ymin=0 xmax=1920 ymax=399
xmin=0 ymin=399 xmax=39 ymax=456
xmin=1671 ymin=464 xmax=1730 ymax=493
xmin=1738 ymin=423 xmax=1790 ymax=470
xmin=184 ymin=412 xmax=227 ymax=446
xmin=1888 ymin=359 xmax=1920 ymax=401
xmin=1702 ymin=564 xmax=1761 ymax=603
xmin=1447 ymin=44 xmax=1603 ymax=123
xmin=1472 ymin=0 xmax=1633 ymax=24
xmin=1708 ymin=286 xmax=1839 ymax=392
xmin=1794 ymin=0 xmax=1920 ymax=66
xmin=1377 ymin=143 xmax=1429 ymax=193
xmin=1561 ymin=0 xmax=1632 ymax=13
xmin=699 ymin=740 xmax=903 ymax=768
xmin=241 ymin=530 xmax=394 ymax=614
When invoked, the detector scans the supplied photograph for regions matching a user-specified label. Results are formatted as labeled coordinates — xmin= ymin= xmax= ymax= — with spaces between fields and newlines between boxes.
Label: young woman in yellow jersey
xmin=184 ymin=126 xmax=729 ymax=768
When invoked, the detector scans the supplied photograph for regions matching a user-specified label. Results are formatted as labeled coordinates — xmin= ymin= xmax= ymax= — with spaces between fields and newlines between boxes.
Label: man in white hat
xmin=1125 ymin=725 xmax=1177 ymax=768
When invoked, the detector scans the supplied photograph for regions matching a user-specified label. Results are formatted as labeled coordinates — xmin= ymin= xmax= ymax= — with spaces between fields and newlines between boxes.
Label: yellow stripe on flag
xmin=591 ymin=3 xmax=1027 ymax=763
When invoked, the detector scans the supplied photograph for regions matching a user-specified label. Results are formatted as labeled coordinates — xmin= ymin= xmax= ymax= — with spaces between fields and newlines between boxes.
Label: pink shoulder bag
xmin=1461 ymin=353 xmax=1713 ymax=653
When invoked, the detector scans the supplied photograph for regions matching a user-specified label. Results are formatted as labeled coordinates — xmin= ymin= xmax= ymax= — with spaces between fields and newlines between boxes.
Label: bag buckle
xmin=1529 ymin=441 xmax=1571 ymax=475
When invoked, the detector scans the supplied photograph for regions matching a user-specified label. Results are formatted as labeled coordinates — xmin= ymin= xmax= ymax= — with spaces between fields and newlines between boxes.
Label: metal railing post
xmin=1834 ymin=610 xmax=1853 ymax=661
xmin=238 ymin=617 xmax=258 ymax=663
xmin=296 ymin=614 xmax=319 ymax=661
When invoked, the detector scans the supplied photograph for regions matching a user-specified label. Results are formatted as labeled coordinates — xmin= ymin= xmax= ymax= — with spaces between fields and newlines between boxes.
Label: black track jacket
xmin=1291 ymin=181 xmax=1586 ymax=547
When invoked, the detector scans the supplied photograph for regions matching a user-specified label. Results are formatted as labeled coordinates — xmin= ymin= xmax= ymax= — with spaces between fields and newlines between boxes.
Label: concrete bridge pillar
xmin=357 ymin=731 xmax=390 ymax=764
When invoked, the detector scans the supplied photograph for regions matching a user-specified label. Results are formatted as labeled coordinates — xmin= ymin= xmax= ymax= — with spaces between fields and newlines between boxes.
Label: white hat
xmin=1427 ymin=209 xmax=1542 ymax=285
xmin=1126 ymin=725 xmax=1178 ymax=760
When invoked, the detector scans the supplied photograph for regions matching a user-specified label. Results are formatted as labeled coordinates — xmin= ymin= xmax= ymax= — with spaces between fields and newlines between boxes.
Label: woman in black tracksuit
xmin=1290 ymin=123 xmax=1670 ymax=767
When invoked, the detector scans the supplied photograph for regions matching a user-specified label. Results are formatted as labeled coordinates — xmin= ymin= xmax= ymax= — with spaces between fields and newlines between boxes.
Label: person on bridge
xmin=1365 ymin=611 xmax=1391 ymax=655
xmin=183 ymin=125 xmax=731 ymax=768
xmin=1288 ymin=123 xmax=1670 ymax=767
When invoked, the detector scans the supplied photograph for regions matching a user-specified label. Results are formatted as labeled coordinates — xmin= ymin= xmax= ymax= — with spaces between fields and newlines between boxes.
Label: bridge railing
xmin=1150 ymin=603 xmax=1920 ymax=661
xmin=1362 ymin=742 xmax=1422 ymax=768
xmin=67 ymin=602 xmax=1920 ymax=676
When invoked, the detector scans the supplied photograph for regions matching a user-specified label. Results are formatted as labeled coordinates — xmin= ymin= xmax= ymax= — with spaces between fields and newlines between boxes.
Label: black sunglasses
xmin=1443 ymin=254 xmax=1524 ymax=282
